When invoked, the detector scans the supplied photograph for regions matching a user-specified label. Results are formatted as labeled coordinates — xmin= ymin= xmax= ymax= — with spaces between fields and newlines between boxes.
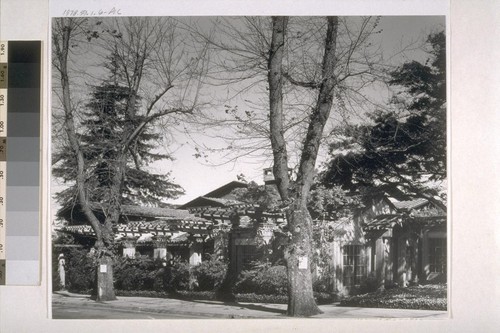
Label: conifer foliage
xmin=321 ymin=31 xmax=446 ymax=207
xmin=53 ymin=82 xmax=184 ymax=208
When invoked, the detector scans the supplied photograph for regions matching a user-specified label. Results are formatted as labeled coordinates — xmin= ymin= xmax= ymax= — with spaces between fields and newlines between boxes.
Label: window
xmin=428 ymin=238 xmax=446 ymax=273
xmin=343 ymin=245 xmax=365 ymax=288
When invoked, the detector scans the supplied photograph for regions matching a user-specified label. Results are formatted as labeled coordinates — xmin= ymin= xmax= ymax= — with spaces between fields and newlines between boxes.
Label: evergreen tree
xmin=321 ymin=31 xmax=446 ymax=208
xmin=53 ymin=81 xmax=184 ymax=209
xmin=53 ymin=17 xmax=207 ymax=301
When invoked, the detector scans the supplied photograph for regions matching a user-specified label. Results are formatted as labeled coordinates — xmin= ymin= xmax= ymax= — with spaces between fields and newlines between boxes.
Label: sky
xmin=51 ymin=15 xmax=445 ymax=209
xmin=160 ymin=16 xmax=445 ymax=204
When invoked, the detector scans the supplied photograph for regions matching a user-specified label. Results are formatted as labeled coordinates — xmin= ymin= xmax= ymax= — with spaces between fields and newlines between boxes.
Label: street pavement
xmin=52 ymin=291 xmax=448 ymax=320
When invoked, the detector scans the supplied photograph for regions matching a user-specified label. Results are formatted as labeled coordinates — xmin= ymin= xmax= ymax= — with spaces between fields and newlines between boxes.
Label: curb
xmin=53 ymin=297 xmax=285 ymax=319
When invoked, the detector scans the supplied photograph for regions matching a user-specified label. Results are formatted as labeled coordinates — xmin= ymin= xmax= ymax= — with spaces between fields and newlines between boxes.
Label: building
xmin=328 ymin=195 xmax=447 ymax=297
xmin=56 ymin=173 xmax=447 ymax=298
xmin=56 ymin=203 xmax=215 ymax=266
xmin=180 ymin=180 xmax=285 ymax=276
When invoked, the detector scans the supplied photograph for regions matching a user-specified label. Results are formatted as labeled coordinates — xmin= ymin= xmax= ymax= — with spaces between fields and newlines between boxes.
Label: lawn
xmin=340 ymin=284 xmax=447 ymax=310
xmin=116 ymin=290 xmax=335 ymax=305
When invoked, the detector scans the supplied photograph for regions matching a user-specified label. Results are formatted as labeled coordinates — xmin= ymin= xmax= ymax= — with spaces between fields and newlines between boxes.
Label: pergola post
xmin=122 ymin=237 xmax=137 ymax=258
xmin=153 ymin=236 xmax=169 ymax=260
xmin=189 ymin=238 xmax=203 ymax=265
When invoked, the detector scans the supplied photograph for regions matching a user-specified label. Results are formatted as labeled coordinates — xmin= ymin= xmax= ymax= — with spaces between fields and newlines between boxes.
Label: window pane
xmin=343 ymin=245 xmax=365 ymax=288
xmin=429 ymin=238 xmax=446 ymax=273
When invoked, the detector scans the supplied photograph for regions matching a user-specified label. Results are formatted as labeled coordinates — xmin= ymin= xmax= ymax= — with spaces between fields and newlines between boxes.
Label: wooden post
xmin=397 ymin=237 xmax=407 ymax=287
xmin=375 ymin=238 xmax=384 ymax=290
xmin=384 ymin=237 xmax=393 ymax=285
xmin=412 ymin=237 xmax=420 ymax=284
xmin=332 ymin=240 xmax=343 ymax=297
xmin=365 ymin=243 xmax=372 ymax=276
xmin=189 ymin=239 xmax=203 ymax=266
xmin=153 ymin=237 xmax=168 ymax=260
xmin=421 ymin=230 xmax=429 ymax=282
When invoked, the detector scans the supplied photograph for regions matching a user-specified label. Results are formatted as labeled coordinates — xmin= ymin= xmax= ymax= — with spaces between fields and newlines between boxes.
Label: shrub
xmin=233 ymin=267 xmax=259 ymax=294
xmin=235 ymin=293 xmax=288 ymax=304
xmin=115 ymin=289 xmax=335 ymax=305
xmin=116 ymin=290 xmax=171 ymax=298
xmin=253 ymin=265 xmax=288 ymax=295
xmin=234 ymin=263 xmax=288 ymax=295
xmin=169 ymin=260 xmax=191 ymax=291
xmin=236 ymin=292 xmax=333 ymax=304
xmin=175 ymin=290 xmax=217 ymax=300
xmin=358 ymin=274 xmax=378 ymax=294
xmin=192 ymin=255 xmax=228 ymax=291
xmin=53 ymin=246 xmax=95 ymax=293
xmin=114 ymin=256 xmax=162 ymax=291
xmin=315 ymin=292 xmax=336 ymax=304
xmin=340 ymin=284 xmax=447 ymax=310
xmin=313 ymin=275 xmax=333 ymax=293
xmin=114 ymin=257 xmax=194 ymax=292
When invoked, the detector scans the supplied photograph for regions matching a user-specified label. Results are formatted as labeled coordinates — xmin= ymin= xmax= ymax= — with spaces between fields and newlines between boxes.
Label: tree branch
xmin=53 ymin=18 xmax=104 ymax=245
xmin=145 ymin=84 xmax=174 ymax=116
xmin=121 ymin=107 xmax=193 ymax=153
xmin=283 ymin=72 xmax=320 ymax=89
xmin=296 ymin=17 xmax=339 ymax=202
xmin=268 ymin=16 xmax=291 ymax=201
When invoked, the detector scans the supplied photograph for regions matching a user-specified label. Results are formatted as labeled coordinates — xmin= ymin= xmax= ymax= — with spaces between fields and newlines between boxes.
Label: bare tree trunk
xmin=268 ymin=16 xmax=320 ymax=317
xmin=284 ymin=204 xmax=321 ymax=316
xmin=268 ymin=17 xmax=290 ymax=202
xmin=54 ymin=18 xmax=207 ymax=302
xmin=268 ymin=16 xmax=339 ymax=317
xmin=95 ymin=255 xmax=116 ymax=301
xmin=55 ymin=19 xmax=104 ymax=243
xmin=53 ymin=19 xmax=118 ymax=301
xmin=93 ymin=217 xmax=117 ymax=301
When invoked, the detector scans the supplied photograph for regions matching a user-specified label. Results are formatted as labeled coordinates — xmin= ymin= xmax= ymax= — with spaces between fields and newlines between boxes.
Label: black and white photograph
xmin=50 ymin=15 xmax=448 ymax=319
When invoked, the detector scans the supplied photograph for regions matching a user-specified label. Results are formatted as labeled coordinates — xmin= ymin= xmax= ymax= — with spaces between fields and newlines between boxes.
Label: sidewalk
xmin=52 ymin=291 xmax=448 ymax=319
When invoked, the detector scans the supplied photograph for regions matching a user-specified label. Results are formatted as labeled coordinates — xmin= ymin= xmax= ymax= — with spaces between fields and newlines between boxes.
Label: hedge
xmin=233 ymin=263 xmax=288 ymax=295
xmin=340 ymin=284 xmax=447 ymax=310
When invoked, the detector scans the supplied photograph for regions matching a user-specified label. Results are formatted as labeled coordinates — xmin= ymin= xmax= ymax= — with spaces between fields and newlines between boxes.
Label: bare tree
xmin=183 ymin=17 xmax=387 ymax=172
xmin=267 ymin=16 xmax=340 ymax=317
xmin=186 ymin=16 xmax=385 ymax=316
xmin=52 ymin=17 xmax=208 ymax=301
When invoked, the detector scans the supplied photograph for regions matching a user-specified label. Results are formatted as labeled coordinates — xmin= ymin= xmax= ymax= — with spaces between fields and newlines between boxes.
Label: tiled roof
xmin=391 ymin=198 xmax=429 ymax=210
xmin=363 ymin=214 xmax=402 ymax=230
xmin=120 ymin=219 xmax=213 ymax=234
xmin=118 ymin=205 xmax=191 ymax=218
xmin=179 ymin=181 xmax=248 ymax=208
xmin=201 ymin=197 xmax=245 ymax=206
xmin=412 ymin=216 xmax=447 ymax=227
xmin=179 ymin=196 xmax=250 ymax=210
xmin=57 ymin=218 xmax=214 ymax=239
xmin=169 ymin=232 xmax=189 ymax=244
xmin=58 ymin=202 xmax=192 ymax=222
xmin=203 ymin=181 xmax=248 ymax=198
xmin=362 ymin=214 xmax=446 ymax=232
xmin=61 ymin=224 xmax=94 ymax=235
xmin=187 ymin=205 xmax=286 ymax=226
